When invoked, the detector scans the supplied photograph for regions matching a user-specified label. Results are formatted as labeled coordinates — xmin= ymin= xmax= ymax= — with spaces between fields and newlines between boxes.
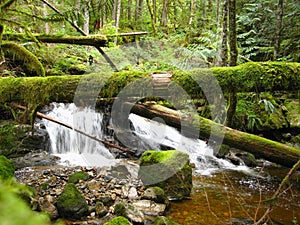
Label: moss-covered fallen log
xmin=1 ymin=42 xmax=45 ymax=76
xmin=127 ymin=102 xmax=300 ymax=168
xmin=3 ymin=33 xmax=108 ymax=46
xmin=0 ymin=61 xmax=299 ymax=107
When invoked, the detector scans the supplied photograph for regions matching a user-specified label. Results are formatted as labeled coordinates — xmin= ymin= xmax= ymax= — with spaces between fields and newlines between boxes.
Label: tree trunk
xmin=161 ymin=0 xmax=169 ymax=28
xmin=228 ymin=0 xmax=237 ymax=66
xmin=114 ymin=0 xmax=121 ymax=45
xmin=220 ymin=0 xmax=228 ymax=66
xmin=42 ymin=3 xmax=50 ymax=34
xmin=188 ymin=0 xmax=197 ymax=26
xmin=146 ymin=0 xmax=156 ymax=34
xmin=128 ymin=0 xmax=132 ymax=21
xmin=83 ymin=1 xmax=90 ymax=35
xmin=274 ymin=0 xmax=283 ymax=60
xmin=112 ymin=0 xmax=117 ymax=21
xmin=226 ymin=90 xmax=237 ymax=127
xmin=126 ymin=102 xmax=300 ymax=168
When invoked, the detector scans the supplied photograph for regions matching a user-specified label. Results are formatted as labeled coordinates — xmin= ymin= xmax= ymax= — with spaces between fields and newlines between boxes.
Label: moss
xmin=0 ymin=155 xmax=15 ymax=180
xmin=139 ymin=150 xmax=192 ymax=199
xmin=1 ymin=42 xmax=45 ymax=76
xmin=103 ymin=216 xmax=132 ymax=225
xmin=113 ymin=203 xmax=126 ymax=217
xmin=68 ymin=171 xmax=89 ymax=184
xmin=56 ymin=183 xmax=88 ymax=219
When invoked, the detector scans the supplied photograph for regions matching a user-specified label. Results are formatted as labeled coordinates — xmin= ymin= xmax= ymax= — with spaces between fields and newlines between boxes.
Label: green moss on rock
xmin=113 ymin=202 xmax=126 ymax=217
xmin=68 ymin=171 xmax=89 ymax=184
xmin=139 ymin=150 xmax=192 ymax=199
xmin=103 ymin=216 xmax=132 ymax=225
xmin=0 ymin=155 xmax=15 ymax=180
xmin=56 ymin=183 xmax=88 ymax=219
xmin=1 ymin=42 xmax=45 ymax=76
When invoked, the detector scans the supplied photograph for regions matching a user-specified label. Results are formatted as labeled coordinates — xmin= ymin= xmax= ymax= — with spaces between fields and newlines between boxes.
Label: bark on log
xmin=126 ymin=102 xmax=300 ymax=168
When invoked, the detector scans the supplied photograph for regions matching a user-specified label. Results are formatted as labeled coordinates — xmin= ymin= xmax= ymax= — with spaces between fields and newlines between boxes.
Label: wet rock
xmin=132 ymin=200 xmax=166 ymax=216
xmin=139 ymin=150 xmax=192 ymax=199
xmin=236 ymin=152 xmax=257 ymax=167
xmin=12 ymin=151 xmax=60 ymax=170
xmin=95 ymin=201 xmax=108 ymax=218
xmin=128 ymin=187 xmax=139 ymax=200
xmin=153 ymin=216 xmax=181 ymax=225
xmin=215 ymin=144 xmax=231 ymax=158
xmin=39 ymin=195 xmax=58 ymax=219
xmin=125 ymin=206 xmax=145 ymax=224
xmin=56 ymin=183 xmax=89 ymax=219
xmin=141 ymin=187 xmax=169 ymax=205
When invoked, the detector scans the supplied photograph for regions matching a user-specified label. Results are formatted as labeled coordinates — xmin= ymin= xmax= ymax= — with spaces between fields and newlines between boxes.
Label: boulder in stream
xmin=56 ymin=183 xmax=89 ymax=219
xmin=139 ymin=150 xmax=192 ymax=199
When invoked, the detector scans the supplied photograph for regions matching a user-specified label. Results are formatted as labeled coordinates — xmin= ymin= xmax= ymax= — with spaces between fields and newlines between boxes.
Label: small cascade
xmin=42 ymin=103 xmax=117 ymax=167
xmin=43 ymin=103 xmax=251 ymax=175
xmin=128 ymin=113 xmax=251 ymax=175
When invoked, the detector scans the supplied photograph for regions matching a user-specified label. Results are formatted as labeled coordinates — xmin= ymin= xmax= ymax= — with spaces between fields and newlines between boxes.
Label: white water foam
xmin=43 ymin=103 xmax=118 ymax=167
xmin=43 ymin=103 xmax=251 ymax=175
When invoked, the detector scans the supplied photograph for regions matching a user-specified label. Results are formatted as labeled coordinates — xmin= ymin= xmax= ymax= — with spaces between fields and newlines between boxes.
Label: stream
xmin=41 ymin=102 xmax=300 ymax=225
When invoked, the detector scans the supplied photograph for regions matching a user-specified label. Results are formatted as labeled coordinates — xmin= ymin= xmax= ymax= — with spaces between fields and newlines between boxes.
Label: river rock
xmin=153 ymin=216 xmax=181 ymax=225
xmin=139 ymin=150 xmax=192 ymax=199
xmin=141 ymin=187 xmax=169 ymax=205
xmin=56 ymin=183 xmax=89 ymax=219
xmin=38 ymin=195 xmax=58 ymax=219
xmin=132 ymin=199 xmax=166 ymax=216
xmin=95 ymin=201 xmax=108 ymax=217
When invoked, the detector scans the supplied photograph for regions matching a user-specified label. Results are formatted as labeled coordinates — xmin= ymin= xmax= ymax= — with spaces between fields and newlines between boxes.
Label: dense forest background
xmin=0 ymin=0 xmax=299 ymax=74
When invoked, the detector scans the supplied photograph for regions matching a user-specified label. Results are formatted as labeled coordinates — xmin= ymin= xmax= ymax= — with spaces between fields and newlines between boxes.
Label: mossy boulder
xmin=104 ymin=216 xmax=132 ymax=225
xmin=56 ymin=183 xmax=89 ymax=219
xmin=68 ymin=171 xmax=89 ymax=184
xmin=153 ymin=216 xmax=181 ymax=225
xmin=141 ymin=186 xmax=169 ymax=205
xmin=0 ymin=155 xmax=15 ymax=180
xmin=139 ymin=150 xmax=192 ymax=199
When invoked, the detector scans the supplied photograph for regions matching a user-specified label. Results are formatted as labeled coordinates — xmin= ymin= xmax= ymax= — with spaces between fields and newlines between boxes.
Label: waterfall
xmin=43 ymin=103 xmax=251 ymax=175
xmin=128 ymin=113 xmax=251 ymax=175
xmin=42 ymin=103 xmax=117 ymax=167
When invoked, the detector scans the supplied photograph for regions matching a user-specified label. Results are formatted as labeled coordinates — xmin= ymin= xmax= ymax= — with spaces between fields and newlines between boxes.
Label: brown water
xmin=167 ymin=165 xmax=300 ymax=225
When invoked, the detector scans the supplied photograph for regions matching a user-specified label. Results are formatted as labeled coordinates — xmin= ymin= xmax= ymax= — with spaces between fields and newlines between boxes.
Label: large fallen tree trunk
xmin=3 ymin=33 xmax=108 ymax=46
xmin=126 ymin=102 xmax=300 ymax=168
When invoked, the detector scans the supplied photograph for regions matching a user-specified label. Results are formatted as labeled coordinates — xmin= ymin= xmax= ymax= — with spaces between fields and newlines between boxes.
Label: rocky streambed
xmin=14 ymin=159 xmax=181 ymax=225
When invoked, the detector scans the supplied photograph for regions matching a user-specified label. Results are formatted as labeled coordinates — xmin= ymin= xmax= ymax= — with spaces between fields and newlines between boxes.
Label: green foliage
xmin=153 ymin=216 xmax=181 ymax=225
xmin=0 ymin=180 xmax=52 ymax=225
xmin=0 ymin=121 xmax=26 ymax=157
xmin=0 ymin=155 xmax=15 ymax=180
xmin=68 ymin=171 xmax=89 ymax=184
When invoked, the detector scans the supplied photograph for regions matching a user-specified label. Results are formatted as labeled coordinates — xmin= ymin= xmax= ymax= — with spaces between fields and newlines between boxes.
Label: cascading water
xmin=43 ymin=103 xmax=117 ymax=167
xmin=43 ymin=103 xmax=250 ymax=174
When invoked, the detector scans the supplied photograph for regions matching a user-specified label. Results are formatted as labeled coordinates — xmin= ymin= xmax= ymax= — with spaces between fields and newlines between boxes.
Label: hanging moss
xmin=1 ymin=42 xmax=45 ymax=76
